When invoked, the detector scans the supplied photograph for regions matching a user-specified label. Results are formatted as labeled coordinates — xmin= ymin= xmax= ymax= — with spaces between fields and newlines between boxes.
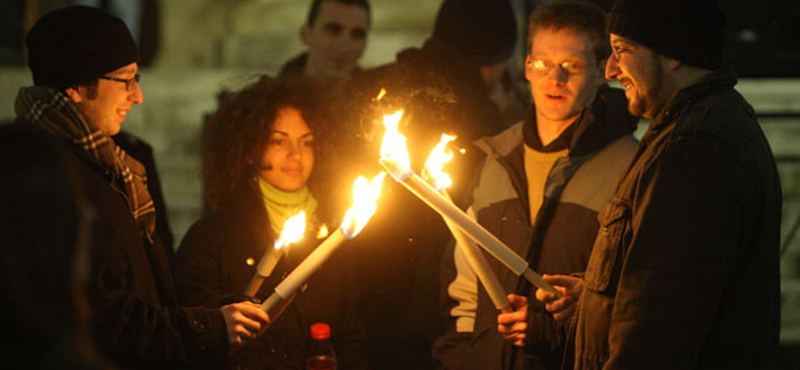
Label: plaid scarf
xmin=15 ymin=86 xmax=156 ymax=241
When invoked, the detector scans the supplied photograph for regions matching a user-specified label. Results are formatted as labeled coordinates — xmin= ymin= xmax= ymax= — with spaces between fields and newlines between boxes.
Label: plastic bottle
xmin=306 ymin=322 xmax=337 ymax=370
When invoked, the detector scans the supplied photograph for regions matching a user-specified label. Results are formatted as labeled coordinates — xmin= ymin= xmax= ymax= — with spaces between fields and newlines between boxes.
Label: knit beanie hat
xmin=607 ymin=0 xmax=725 ymax=70
xmin=26 ymin=6 xmax=139 ymax=91
xmin=433 ymin=0 xmax=517 ymax=66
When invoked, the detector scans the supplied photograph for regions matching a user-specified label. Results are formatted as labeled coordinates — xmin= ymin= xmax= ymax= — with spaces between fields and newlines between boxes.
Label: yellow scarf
xmin=258 ymin=177 xmax=317 ymax=236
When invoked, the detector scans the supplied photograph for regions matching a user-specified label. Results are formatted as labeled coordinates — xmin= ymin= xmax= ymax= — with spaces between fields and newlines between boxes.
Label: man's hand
xmin=497 ymin=294 xmax=528 ymax=347
xmin=535 ymin=274 xmax=584 ymax=323
xmin=220 ymin=301 xmax=270 ymax=347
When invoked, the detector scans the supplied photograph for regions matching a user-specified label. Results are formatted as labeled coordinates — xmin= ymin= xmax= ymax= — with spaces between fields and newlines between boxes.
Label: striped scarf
xmin=14 ymin=86 xmax=156 ymax=241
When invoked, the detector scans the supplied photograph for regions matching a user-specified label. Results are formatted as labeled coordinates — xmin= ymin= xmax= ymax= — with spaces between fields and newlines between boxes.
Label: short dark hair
xmin=527 ymin=1 xmax=610 ymax=61
xmin=306 ymin=0 xmax=370 ymax=26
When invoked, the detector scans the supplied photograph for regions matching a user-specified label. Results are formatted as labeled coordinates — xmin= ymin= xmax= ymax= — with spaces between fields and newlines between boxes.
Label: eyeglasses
xmin=529 ymin=59 xmax=596 ymax=76
xmin=98 ymin=74 xmax=140 ymax=91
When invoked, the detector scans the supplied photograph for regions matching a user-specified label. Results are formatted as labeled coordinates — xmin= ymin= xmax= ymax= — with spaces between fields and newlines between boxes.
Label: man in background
xmin=278 ymin=0 xmax=370 ymax=87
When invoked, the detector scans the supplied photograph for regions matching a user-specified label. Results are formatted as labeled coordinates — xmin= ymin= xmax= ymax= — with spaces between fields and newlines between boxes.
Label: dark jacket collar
xmin=522 ymin=85 xmax=638 ymax=157
xmin=277 ymin=52 xmax=365 ymax=82
xmin=652 ymin=67 xmax=738 ymax=129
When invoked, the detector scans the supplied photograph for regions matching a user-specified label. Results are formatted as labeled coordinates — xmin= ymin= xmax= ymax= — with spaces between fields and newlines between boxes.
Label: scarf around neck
xmin=14 ymin=86 xmax=156 ymax=241
xmin=258 ymin=177 xmax=317 ymax=236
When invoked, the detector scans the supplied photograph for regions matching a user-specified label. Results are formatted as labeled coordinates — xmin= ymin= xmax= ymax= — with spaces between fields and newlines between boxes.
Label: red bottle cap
xmin=310 ymin=323 xmax=331 ymax=340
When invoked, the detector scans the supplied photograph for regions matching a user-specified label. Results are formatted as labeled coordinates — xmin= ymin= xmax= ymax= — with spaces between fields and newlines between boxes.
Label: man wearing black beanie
xmin=14 ymin=6 xmax=270 ymax=370
xmin=532 ymin=0 xmax=782 ymax=369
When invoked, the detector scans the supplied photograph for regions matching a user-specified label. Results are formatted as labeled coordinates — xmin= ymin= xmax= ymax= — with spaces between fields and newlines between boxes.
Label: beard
xmin=627 ymin=55 xmax=663 ymax=119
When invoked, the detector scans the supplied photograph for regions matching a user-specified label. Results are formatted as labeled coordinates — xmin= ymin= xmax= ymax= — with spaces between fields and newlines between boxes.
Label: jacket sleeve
xmin=604 ymin=135 xmax=747 ymax=370
xmin=86 ymin=216 xmax=228 ymax=370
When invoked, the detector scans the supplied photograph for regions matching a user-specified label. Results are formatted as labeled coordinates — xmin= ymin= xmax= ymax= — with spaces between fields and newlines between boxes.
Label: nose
xmin=605 ymin=53 xmax=620 ymax=81
xmin=548 ymin=66 xmax=569 ymax=84
xmin=130 ymin=80 xmax=144 ymax=104
xmin=288 ymin=142 xmax=303 ymax=161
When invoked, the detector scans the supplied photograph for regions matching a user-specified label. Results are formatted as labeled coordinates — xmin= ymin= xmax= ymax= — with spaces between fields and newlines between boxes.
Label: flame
xmin=373 ymin=88 xmax=387 ymax=102
xmin=316 ymin=224 xmax=329 ymax=239
xmin=459 ymin=148 xmax=467 ymax=154
xmin=341 ymin=172 xmax=386 ymax=238
xmin=422 ymin=133 xmax=457 ymax=191
xmin=275 ymin=211 xmax=307 ymax=249
xmin=379 ymin=110 xmax=412 ymax=176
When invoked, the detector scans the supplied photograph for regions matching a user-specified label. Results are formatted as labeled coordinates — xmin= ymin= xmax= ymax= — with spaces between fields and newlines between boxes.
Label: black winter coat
xmin=575 ymin=68 xmax=782 ymax=370
xmin=45 ymin=128 xmax=229 ymax=370
xmin=174 ymin=185 xmax=367 ymax=370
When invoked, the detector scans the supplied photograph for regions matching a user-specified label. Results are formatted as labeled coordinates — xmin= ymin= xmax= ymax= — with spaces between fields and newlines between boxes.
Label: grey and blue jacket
xmin=434 ymin=86 xmax=638 ymax=370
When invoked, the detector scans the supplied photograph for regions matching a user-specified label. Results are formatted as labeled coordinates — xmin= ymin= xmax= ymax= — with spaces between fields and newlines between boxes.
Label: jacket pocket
xmin=583 ymin=198 xmax=629 ymax=293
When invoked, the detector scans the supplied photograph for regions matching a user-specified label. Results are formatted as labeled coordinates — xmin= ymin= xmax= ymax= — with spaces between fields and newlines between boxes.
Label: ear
xmin=524 ymin=55 xmax=533 ymax=82
xmin=300 ymin=24 xmax=310 ymax=46
xmin=65 ymin=86 xmax=84 ymax=103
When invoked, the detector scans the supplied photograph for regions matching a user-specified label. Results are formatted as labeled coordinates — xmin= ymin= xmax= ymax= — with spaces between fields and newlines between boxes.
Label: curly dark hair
xmin=202 ymin=75 xmax=365 ymax=224
xmin=203 ymin=77 xmax=320 ymax=208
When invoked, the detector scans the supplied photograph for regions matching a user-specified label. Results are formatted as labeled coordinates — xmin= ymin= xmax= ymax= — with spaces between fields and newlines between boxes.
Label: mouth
xmin=545 ymin=93 xmax=567 ymax=101
xmin=117 ymin=109 xmax=129 ymax=118
xmin=282 ymin=168 xmax=303 ymax=176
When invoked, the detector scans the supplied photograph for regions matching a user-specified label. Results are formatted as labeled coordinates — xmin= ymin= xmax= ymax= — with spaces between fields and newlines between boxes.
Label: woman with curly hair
xmin=174 ymin=76 xmax=367 ymax=370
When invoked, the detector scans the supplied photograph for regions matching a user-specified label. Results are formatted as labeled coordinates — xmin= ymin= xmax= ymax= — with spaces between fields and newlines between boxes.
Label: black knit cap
xmin=433 ymin=0 xmax=517 ymax=66
xmin=26 ymin=6 xmax=139 ymax=91
xmin=607 ymin=0 xmax=726 ymax=70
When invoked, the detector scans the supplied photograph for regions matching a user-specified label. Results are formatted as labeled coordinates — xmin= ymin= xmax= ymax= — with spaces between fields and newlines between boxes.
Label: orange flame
xmin=373 ymin=88 xmax=387 ymax=102
xmin=341 ymin=172 xmax=386 ymax=238
xmin=422 ymin=133 xmax=457 ymax=191
xmin=275 ymin=211 xmax=307 ymax=250
xmin=379 ymin=110 xmax=412 ymax=176
xmin=316 ymin=224 xmax=329 ymax=239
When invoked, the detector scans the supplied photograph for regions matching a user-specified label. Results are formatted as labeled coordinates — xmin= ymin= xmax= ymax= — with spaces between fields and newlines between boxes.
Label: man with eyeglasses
xmin=13 ymin=6 xmax=270 ymax=369
xmin=533 ymin=0 xmax=782 ymax=369
xmin=434 ymin=3 xmax=637 ymax=370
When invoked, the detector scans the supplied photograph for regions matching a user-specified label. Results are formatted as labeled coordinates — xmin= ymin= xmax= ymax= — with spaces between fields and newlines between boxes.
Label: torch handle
xmin=445 ymin=214 xmax=510 ymax=311
xmin=260 ymin=228 xmax=348 ymax=313
xmin=243 ymin=275 xmax=265 ymax=297
xmin=260 ymin=291 xmax=285 ymax=314
xmin=522 ymin=268 xmax=562 ymax=297
xmin=245 ymin=245 xmax=282 ymax=297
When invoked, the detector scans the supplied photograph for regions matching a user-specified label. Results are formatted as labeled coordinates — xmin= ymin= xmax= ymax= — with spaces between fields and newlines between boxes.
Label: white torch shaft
xmin=446 ymin=217 xmax=511 ymax=311
xmin=244 ymin=244 xmax=283 ymax=297
xmin=260 ymin=228 xmax=348 ymax=313
xmin=435 ymin=189 xmax=509 ymax=311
